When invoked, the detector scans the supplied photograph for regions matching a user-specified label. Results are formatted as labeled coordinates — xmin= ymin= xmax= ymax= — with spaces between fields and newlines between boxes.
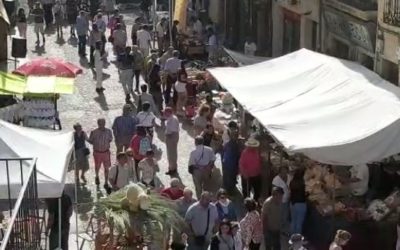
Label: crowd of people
xmin=14 ymin=1 xmax=359 ymax=250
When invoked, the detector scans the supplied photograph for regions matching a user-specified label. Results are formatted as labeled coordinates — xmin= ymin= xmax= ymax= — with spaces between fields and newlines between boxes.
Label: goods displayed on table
xmin=367 ymin=190 xmax=400 ymax=221
xmin=21 ymin=98 xmax=56 ymax=128
xmin=304 ymin=164 xmax=344 ymax=215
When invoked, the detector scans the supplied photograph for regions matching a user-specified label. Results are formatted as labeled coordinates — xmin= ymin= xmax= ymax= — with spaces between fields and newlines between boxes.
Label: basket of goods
xmin=95 ymin=183 xmax=186 ymax=249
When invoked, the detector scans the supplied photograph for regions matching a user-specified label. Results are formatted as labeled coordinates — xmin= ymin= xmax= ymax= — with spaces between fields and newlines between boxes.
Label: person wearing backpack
xmin=130 ymin=126 xmax=151 ymax=180
xmin=138 ymin=149 xmax=160 ymax=188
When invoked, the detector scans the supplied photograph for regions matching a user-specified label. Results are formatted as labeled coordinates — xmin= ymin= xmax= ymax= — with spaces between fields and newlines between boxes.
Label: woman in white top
xmin=175 ymin=69 xmax=188 ymax=116
xmin=329 ymin=230 xmax=351 ymax=250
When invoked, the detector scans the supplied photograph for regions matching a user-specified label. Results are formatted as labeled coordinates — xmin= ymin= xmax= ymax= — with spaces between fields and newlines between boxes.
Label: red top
xmin=161 ymin=188 xmax=184 ymax=200
xmin=239 ymin=148 xmax=262 ymax=178
xmin=130 ymin=135 xmax=145 ymax=161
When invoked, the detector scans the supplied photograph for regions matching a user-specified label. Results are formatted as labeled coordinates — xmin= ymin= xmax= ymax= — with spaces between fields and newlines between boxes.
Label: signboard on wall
xmin=324 ymin=10 xmax=375 ymax=52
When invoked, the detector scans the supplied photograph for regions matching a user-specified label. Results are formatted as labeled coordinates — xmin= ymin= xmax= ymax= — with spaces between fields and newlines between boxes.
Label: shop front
xmin=324 ymin=7 xmax=376 ymax=70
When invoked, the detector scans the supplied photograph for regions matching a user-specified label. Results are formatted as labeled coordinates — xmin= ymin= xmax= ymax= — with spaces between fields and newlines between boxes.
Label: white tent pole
xmin=58 ymin=197 xmax=61 ymax=249
xmin=74 ymin=154 xmax=79 ymax=250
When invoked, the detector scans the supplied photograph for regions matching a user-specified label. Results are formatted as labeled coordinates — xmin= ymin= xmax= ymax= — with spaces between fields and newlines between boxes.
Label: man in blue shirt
xmin=112 ymin=104 xmax=138 ymax=153
xmin=76 ymin=10 xmax=89 ymax=56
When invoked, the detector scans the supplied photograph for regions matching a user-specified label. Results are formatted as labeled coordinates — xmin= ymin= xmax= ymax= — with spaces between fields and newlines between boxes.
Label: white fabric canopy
xmin=0 ymin=120 xmax=74 ymax=199
xmin=208 ymin=49 xmax=400 ymax=165
xmin=223 ymin=48 xmax=270 ymax=66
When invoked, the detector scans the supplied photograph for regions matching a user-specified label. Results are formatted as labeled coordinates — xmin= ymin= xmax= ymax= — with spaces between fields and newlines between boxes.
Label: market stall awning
xmin=0 ymin=120 xmax=74 ymax=198
xmin=0 ymin=72 xmax=74 ymax=94
xmin=208 ymin=49 xmax=400 ymax=165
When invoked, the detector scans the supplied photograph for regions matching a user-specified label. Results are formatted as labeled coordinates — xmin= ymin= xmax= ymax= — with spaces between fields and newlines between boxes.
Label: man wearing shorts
xmin=88 ymin=118 xmax=113 ymax=191
xmin=32 ymin=2 xmax=45 ymax=45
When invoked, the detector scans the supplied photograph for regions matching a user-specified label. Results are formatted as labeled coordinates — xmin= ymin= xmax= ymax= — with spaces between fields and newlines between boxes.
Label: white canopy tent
xmin=0 ymin=120 xmax=74 ymax=199
xmin=208 ymin=49 xmax=400 ymax=166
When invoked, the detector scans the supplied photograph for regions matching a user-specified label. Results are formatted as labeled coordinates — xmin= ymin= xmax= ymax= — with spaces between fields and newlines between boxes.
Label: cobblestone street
xmin=4 ymin=6 xmax=227 ymax=249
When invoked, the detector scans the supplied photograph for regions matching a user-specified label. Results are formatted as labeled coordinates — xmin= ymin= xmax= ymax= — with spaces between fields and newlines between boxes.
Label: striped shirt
xmin=88 ymin=128 xmax=113 ymax=152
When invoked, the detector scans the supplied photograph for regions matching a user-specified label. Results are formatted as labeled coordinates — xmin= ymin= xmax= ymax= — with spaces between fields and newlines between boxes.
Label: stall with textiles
xmin=0 ymin=72 xmax=75 ymax=129
xmin=208 ymin=49 xmax=400 ymax=249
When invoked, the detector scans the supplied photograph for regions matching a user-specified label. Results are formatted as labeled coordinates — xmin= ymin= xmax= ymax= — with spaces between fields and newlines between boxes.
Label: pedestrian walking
xmin=240 ymin=198 xmax=263 ymax=250
xmin=53 ymin=0 xmax=64 ymax=37
xmin=107 ymin=9 xmax=119 ymax=31
xmin=45 ymin=192 xmax=73 ymax=250
xmin=172 ymin=188 xmax=197 ymax=250
xmin=231 ymin=222 xmax=243 ymax=250
xmin=16 ymin=8 xmax=27 ymax=38
xmin=206 ymin=28 xmax=218 ymax=61
xmin=103 ymin=0 xmax=116 ymax=20
xmin=132 ymin=46 xmax=144 ymax=92
xmin=89 ymin=24 xmax=101 ymax=66
xmin=131 ymin=17 xmax=141 ymax=45
xmin=119 ymin=47 xmax=134 ymax=102
xmin=175 ymin=69 xmax=188 ymax=116
xmin=112 ymin=104 xmax=138 ymax=153
xmin=290 ymin=168 xmax=307 ymax=234
xmin=262 ymin=187 xmax=284 ymax=250
xmin=76 ymin=10 xmax=89 ymax=56
xmin=108 ymin=152 xmax=131 ymax=193
xmin=138 ymin=149 xmax=160 ymax=189
xmin=32 ymin=2 xmax=45 ymax=45
xmin=137 ymin=25 xmax=152 ymax=57
xmin=239 ymin=138 xmax=262 ymax=202
xmin=65 ymin=0 xmax=78 ymax=37
xmin=148 ymin=62 xmax=163 ymax=113
xmin=138 ymin=85 xmax=158 ymax=115
xmin=163 ymin=50 xmax=181 ymax=106
xmin=164 ymin=107 xmax=180 ymax=175
xmin=272 ymin=164 xmax=291 ymax=232
xmin=130 ymin=126 xmax=152 ymax=180
xmin=185 ymin=191 xmax=219 ymax=250
xmin=210 ymin=219 xmax=235 ymax=250
xmin=112 ymin=23 xmax=127 ymax=54
xmin=94 ymin=41 xmax=105 ymax=92
xmin=215 ymin=188 xmax=236 ymax=222
xmin=41 ymin=0 xmax=53 ymax=28
xmin=159 ymin=46 xmax=174 ymax=68
xmin=73 ymin=123 xmax=89 ymax=183
xmin=188 ymin=136 xmax=216 ymax=199
xmin=193 ymin=104 xmax=210 ymax=136
xmin=136 ymin=102 xmax=156 ymax=142
xmin=221 ymin=128 xmax=240 ymax=193
xmin=144 ymin=52 xmax=158 ymax=82
xmin=329 ymin=230 xmax=351 ymax=250
xmin=88 ymin=118 xmax=113 ymax=190
xmin=94 ymin=13 xmax=107 ymax=55
xmin=156 ymin=18 xmax=167 ymax=52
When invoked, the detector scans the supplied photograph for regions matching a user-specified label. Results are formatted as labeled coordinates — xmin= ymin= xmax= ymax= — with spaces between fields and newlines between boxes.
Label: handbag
xmin=188 ymin=146 xmax=204 ymax=174
xmin=83 ymin=147 xmax=90 ymax=156
xmin=194 ymin=208 xmax=210 ymax=246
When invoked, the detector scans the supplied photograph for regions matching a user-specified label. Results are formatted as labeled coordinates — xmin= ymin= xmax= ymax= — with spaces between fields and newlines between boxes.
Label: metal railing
xmin=0 ymin=158 xmax=41 ymax=250
xmin=383 ymin=0 xmax=400 ymax=26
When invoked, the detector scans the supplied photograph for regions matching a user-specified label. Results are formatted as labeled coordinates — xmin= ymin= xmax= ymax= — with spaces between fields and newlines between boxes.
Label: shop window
xmin=359 ymin=53 xmax=374 ymax=71
xmin=331 ymin=38 xmax=349 ymax=60
xmin=283 ymin=10 xmax=301 ymax=54
xmin=381 ymin=59 xmax=399 ymax=85
xmin=311 ymin=21 xmax=318 ymax=51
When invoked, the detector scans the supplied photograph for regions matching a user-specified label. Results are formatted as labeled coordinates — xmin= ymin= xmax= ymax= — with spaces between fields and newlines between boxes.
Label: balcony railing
xmin=338 ymin=0 xmax=377 ymax=11
xmin=0 ymin=158 xmax=41 ymax=250
xmin=383 ymin=0 xmax=400 ymax=26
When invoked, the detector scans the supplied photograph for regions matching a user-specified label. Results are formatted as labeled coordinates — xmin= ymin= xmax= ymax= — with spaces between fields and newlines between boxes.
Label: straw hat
xmin=245 ymin=138 xmax=260 ymax=147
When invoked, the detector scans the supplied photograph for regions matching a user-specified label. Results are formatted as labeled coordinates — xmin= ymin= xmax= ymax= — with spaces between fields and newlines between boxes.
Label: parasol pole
xmin=169 ymin=0 xmax=173 ymax=46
